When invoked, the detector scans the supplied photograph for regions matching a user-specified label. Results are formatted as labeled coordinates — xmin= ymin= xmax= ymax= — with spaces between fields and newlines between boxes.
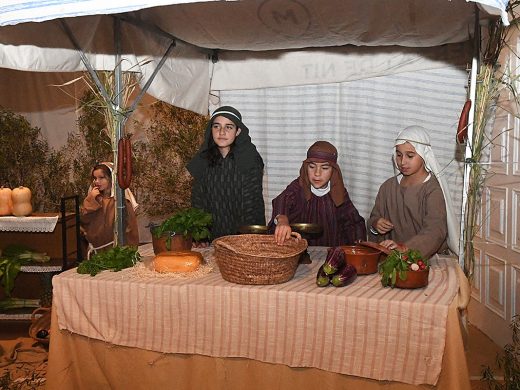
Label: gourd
xmin=0 ymin=187 xmax=13 ymax=216
xmin=154 ymin=251 xmax=203 ymax=273
xmin=11 ymin=186 xmax=32 ymax=217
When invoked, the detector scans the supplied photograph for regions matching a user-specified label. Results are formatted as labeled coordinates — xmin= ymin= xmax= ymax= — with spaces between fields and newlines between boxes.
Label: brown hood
xmin=298 ymin=141 xmax=345 ymax=207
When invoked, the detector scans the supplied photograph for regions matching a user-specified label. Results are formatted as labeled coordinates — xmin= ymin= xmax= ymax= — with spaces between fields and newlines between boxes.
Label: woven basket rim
xmin=213 ymin=234 xmax=307 ymax=258
xmin=29 ymin=307 xmax=51 ymax=344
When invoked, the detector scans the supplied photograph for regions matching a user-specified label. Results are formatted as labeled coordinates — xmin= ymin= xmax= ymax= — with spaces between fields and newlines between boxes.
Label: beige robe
xmin=367 ymin=175 xmax=448 ymax=259
xmin=80 ymin=195 xmax=139 ymax=249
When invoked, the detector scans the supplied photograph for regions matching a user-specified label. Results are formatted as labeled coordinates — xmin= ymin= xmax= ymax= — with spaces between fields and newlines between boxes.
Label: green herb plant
xmin=153 ymin=207 xmax=212 ymax=246
xmin=379 ymin=249 xmax=426 ymax=288
xmin=0 ymin=244 xmax=50 ymax=296
xmin=482 ymin=314 xmax=520 ymax=390
xmin=77 ymin=246 xmax=141 ymax=276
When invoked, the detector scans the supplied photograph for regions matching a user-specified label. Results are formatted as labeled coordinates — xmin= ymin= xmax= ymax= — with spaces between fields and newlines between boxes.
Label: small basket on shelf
xmin=29 ymin=307 xmax=51 ymax=345
xmin=213 ymin=234 xmax=308 ymax=285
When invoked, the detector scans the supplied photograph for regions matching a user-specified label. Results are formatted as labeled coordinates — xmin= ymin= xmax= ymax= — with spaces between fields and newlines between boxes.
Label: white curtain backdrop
xmin=217 ymin=66 xmax=467 ymax=225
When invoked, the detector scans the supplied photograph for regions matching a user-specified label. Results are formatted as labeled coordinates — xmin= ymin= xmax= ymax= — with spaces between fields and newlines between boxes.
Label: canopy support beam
xmin=458 ymin=5 xmax=480 ymax=269
xmin=114 ymin=17 xmax=126 ymax=246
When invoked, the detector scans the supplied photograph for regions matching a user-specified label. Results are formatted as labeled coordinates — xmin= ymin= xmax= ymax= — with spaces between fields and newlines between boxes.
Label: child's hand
xmin=374 ymin=218 xmax=394 ymax=234
xmin=274 ymin=217 xmax=292 ymax=245
xmin=380 ymin=240 xmax=408 ymax=252
xmin=89 ymin=187 xmax=102 ymax=202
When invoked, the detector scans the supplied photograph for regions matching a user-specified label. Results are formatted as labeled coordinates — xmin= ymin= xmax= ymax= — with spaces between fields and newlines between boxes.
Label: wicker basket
xmin=213 ymin=234 xmax=308 ymax=285
xmin=29 ymin=307 xmax=51 ymax=345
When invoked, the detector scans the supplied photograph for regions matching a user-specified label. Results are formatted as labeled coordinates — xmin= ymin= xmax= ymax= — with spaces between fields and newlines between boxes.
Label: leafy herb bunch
xmin=77 ymin=246 xmax=141 ymax=276
xmin=482 ymin=314 xmax=520 ymax=389
xmin=153 ymin=207 xmax=212 ymax=242
xmin=379 ymin=249 xmax=427 ymax=288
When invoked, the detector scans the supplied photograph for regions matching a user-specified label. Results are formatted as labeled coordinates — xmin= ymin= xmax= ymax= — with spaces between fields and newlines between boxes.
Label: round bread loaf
xmin=153 ymin=250 xmax=203 ymax=273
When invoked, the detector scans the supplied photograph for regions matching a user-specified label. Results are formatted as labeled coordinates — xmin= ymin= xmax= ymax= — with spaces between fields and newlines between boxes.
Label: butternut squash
xmin=153 ymin=250 xmax=203 ymax=273
xmin=0 ymin=187 xmax=13 ymax=216
xmin=11 ymin=186 xmax=32 ymax=217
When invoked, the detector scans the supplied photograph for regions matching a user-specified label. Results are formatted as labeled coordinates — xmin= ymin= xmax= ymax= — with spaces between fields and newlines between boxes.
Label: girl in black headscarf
xmin=187 ymin=106 xmax=265 ymax=240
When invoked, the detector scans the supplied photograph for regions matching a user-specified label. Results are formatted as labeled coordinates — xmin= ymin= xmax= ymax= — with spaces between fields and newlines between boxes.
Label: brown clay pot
xmin=152 ymin=233 xmax=192 ymax=254
xmin=395 ymin=268 xmax=429 ymax=289
xmin=340 ymin=245 xmax=382 ymax=275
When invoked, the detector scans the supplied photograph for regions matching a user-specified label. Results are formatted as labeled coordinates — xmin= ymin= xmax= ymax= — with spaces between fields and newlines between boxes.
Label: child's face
xmin=307 ymin=161 xmax=333 ymax=189
xmin=211 ymin=115 xmax=241 ymax=152
xmin=395 ymin=142 xmax=426 ymax=177
xmin=92 ymin=169 xmax=111 ymax=194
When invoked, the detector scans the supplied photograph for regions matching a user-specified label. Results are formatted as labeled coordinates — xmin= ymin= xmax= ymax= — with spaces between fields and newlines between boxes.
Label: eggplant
xmin=323 ymin=247 xmax=345 ymax=275
xmin=331 ymin=264 xmax=357 ymax=287
xmin=316 ymin=265 xmax=331 ymax=287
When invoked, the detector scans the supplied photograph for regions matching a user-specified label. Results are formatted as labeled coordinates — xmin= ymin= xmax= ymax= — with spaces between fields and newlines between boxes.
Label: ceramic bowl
xmin=340 ymin=245 xmax=383 ymax=275
xmin=394 ymin=268 xmax=429 ymax=289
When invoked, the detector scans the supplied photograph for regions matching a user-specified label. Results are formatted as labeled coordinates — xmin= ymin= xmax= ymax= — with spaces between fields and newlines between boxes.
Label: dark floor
xmin=0 ymin=320 xmax=31 ymax=340
xmin=0 ymin=319 xmax=504 ymax=389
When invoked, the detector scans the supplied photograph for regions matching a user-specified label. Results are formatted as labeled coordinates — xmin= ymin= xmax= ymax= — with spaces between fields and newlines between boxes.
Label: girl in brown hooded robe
xmin=269 ymin=141 xmax=366 ymax=246
xmin=80 ymin=162 xmax=139 ymax=255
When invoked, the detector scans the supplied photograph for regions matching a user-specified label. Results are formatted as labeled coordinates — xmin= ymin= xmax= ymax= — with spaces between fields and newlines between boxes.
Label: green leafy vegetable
xmin=0 ymin=298 xmax=41 ymax=310
xmin=379 ymin=249 xmax=426 ymax=288
xmin=0 ymin=244 xmax=51 ymax=296
xmin=153 ymin=207 xmax=212 ymax=242
xmin=77 ymin=246 xmax=141 ymax=276
xmin=2 ymin=243 xmax=50 ymax=263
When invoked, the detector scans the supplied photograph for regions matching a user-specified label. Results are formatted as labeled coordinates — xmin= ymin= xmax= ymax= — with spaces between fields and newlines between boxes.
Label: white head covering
xmin=88 ymin=162 xmax=139 ymax=211
xmin=394 ymin=126 xmax=459 ymax=255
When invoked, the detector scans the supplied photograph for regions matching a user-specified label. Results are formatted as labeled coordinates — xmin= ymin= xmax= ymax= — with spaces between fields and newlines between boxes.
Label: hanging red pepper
xmin=456 ymin=99 xmax=471 ymax=144
xmin=117 ymin=136 xmax=132 ymax=189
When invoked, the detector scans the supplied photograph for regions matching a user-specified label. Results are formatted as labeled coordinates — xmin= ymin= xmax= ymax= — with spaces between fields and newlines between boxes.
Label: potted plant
xmin=151 ymin=208 xmax=212 ymax=254
xmin=379 ymin=248 xmax=429 ymax=289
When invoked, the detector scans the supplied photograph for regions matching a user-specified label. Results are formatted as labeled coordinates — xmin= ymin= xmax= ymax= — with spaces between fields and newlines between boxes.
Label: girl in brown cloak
xmin=80 ymin=162 xmax=139 ymax=257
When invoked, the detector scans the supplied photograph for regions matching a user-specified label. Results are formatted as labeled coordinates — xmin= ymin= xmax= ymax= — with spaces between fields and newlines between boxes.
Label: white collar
xmin=396 ymin=173 xmax=431 ymax=184
xmin=311 ymin=181 xmax=331 ymax=197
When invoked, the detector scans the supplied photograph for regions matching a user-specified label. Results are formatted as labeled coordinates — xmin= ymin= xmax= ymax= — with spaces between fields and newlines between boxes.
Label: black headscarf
xmin=187 ymin=106 xmax=263 ymax=179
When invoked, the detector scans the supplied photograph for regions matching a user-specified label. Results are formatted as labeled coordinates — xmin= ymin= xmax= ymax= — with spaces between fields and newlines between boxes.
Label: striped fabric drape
xmin=53 ymin=246 xmax=460 ymax=385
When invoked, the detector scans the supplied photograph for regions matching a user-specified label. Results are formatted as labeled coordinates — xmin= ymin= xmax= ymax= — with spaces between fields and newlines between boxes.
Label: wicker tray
xmin=29 ymin=307 xmax=51 ymax=345
xmin=213 ymin=234 xmax=308 ymax=285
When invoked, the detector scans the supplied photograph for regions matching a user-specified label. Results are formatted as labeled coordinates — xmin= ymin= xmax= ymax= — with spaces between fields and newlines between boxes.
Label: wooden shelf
xmin=0 ymin=196 xmax=81 ymax=321
xmin=20 ymin=258 xmax=65 ymax=273
xmin=0 ymin=307 xmax=41 ymax=321
xmin=0 ymin=212 xmax=79 ymax=266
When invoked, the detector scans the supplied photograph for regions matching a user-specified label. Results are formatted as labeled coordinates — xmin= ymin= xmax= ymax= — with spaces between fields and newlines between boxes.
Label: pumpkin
xmin=11 ymin=186 xmax=32 ymax=217
xmin=0 ymin=187 xmax=13 ymax=216
xmin=153 ymin=251 xmax=203 ymax=273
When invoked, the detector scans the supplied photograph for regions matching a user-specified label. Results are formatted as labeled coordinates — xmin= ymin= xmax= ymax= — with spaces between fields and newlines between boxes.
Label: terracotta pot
xmin=151 ymin=232 xmax=192 ymax=254
xmin=340 ymin=245 xmax=382 ymax=275
xmin=395 ymin=268 xmax=429 ymax=289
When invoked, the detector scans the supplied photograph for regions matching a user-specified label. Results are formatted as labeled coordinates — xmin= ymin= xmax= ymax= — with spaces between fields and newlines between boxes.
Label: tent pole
xmin=59 ymin=19 xmax=114 ymax=113
xmin=114 ymin=17 xmax=126 ymax=247
xmin=61 ymin=18 xmax=126 ymax=246
xmin=127 ymin=42 xmax=176 ymax=114
xmin=458 ymin=6 xmax=480 ymax=269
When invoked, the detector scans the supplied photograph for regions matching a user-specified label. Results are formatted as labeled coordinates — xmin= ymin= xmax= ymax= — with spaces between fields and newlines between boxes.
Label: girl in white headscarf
xmin=81 ymin=162 xmax=139 ymax=256
xmin=367 ymin=126 xmax=459 ymax=259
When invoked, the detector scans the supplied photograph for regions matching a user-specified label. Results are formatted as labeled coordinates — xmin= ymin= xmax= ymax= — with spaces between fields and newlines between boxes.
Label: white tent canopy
xmin=0 ymin=0 xmax=509 ymax=114
xmin=0 ymin=0 xmax=510 ymax=252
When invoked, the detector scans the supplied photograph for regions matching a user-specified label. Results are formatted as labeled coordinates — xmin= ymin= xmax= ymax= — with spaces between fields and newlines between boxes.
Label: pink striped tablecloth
xmin=52 ymin=246 xmax=460 ymax=386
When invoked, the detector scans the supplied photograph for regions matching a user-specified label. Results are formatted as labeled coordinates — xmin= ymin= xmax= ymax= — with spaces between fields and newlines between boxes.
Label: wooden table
xmin=46 ymin=246 xmax=471 ymax=390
